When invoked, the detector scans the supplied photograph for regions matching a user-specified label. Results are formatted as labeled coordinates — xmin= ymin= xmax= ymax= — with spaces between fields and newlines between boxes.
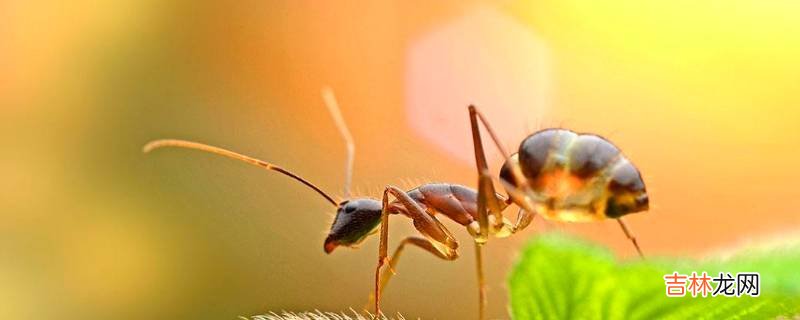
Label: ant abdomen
xmin=518 ymin=129 xmax=622 ymax=179
xmin=500 ymin=128 xmax=648 ymax=221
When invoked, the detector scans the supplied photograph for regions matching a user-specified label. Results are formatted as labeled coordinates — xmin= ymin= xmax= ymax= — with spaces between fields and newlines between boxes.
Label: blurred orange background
xmin=2 ymin=1 xmax=799 ymax=319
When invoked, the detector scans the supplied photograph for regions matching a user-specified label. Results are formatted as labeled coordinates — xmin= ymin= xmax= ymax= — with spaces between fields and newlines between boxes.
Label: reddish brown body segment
xmin=390 ymin=183 xmax=507 ymax=227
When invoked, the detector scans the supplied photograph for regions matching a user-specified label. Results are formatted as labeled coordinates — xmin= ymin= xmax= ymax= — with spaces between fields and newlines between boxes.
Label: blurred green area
xmin=509 ymin=233 xmax=800 ymax=319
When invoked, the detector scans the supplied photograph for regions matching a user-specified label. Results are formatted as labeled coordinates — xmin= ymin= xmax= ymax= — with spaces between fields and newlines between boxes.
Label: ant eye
xmin=344 ymin=204 xmax=357 ymax=213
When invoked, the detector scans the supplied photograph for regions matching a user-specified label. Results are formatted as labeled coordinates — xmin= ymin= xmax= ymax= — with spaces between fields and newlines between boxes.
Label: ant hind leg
xmin=617 ymin=218 xmax=645 ymax=258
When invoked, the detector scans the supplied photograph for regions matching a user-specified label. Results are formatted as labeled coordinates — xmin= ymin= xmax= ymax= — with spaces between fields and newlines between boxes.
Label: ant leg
xmin=384 ymin=186 xmax=457 ymax=251
xmin=617 ymin=218 xmax=644 ymax=258
xmin=382 ymin=236 xmax=459 ymax=289
xmin=473 ymin=177 xmax=495 ymax=320
xmin=366 ymin=236 xmax=458 ymax=310
xmin=468 ymin=105 xmax=511 ymax=158
xmin=513 ymin=208 xmax=537 ymax=232
xmin=469 ymin=105 xmax=535 ymax=209
xmin=374 ymin=188 xmax=391 ymax=315
xmin=373 ymin=186 xmax=458 ymax=314
xmin=469 ymin=105 xmax=511 ymax=235
xmin=474 ymin=242 xmax=487 ymax=320
xmin=469 ymin=105 xmax=516 ymax=320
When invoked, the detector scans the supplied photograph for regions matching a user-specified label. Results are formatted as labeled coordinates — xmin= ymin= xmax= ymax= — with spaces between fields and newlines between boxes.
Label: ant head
xmin=324 ymin=198 xmax=382 ymax=253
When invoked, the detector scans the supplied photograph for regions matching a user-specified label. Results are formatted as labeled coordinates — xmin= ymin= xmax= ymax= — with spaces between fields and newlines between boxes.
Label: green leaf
xmin=508 ymin=233 xmax=800 ymax=320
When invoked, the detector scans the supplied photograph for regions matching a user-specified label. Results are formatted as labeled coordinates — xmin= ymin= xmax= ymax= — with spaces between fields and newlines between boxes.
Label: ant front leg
xmin=373 ymin=186 xmax=458 ymax=315
xmin=366 ymin=236 xmax=458 ymax=310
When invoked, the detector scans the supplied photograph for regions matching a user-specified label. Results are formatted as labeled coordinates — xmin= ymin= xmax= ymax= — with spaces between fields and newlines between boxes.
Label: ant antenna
xmin=143 ymin=139 xmax=338 ymax=206
xmin=321 ymin=86 xmax=355 ymax=198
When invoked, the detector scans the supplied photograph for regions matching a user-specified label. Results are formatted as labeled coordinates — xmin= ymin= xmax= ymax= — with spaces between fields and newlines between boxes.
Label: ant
xmin=143 ymin=89 xmax=649 ymax=320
